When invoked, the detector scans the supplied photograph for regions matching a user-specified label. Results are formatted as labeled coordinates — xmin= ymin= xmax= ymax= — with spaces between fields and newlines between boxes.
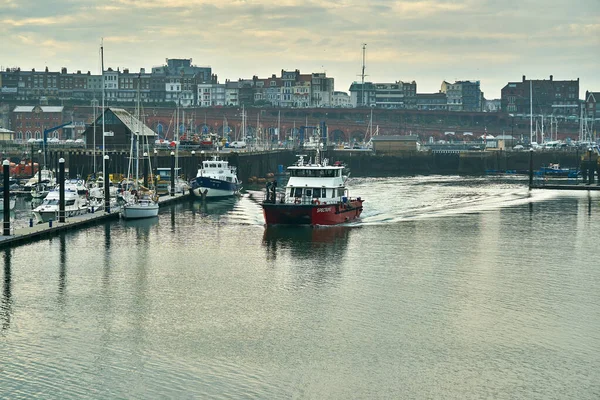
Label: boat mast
xmin=101 ymin=40 xmax=106 ymax=181
xmin=135 ymin=73 xmax=141 ymax=186
xmin=361 ymin=43 xmax=367 ymax=107
xmin=93 ymin=94 xmax=97 ymax=175
xmin=277 ymin=110 xmax=280 ymax=150
xmin=529 ymin=79 xmax=533 ymax=144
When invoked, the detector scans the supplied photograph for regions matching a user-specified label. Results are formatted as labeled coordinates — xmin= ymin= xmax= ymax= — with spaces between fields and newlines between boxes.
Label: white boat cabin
xmin=283 ymin=156 xmax=348 ymax=205
xmin=196 ymin=157 xmax=239 ymax=184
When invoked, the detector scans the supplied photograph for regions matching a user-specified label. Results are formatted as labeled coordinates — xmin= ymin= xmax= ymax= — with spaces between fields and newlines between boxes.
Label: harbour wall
xmin=1 ymin=148 xmax=593 ymax=182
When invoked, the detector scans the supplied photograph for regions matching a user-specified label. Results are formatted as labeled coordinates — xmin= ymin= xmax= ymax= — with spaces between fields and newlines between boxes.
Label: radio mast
xmin=361 ymin=43 xmax=367 ymax=107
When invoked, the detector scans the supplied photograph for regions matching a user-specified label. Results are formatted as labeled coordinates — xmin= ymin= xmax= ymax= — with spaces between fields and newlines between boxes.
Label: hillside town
xmin=0 ymin=58 xmax=598 ymax=147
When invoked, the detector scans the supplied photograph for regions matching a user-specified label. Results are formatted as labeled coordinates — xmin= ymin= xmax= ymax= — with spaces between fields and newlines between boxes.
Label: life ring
xmin=314 ymin=200 xmax=321 ymax=205
xmin=294 ymin=198 xmax=301 ymax=204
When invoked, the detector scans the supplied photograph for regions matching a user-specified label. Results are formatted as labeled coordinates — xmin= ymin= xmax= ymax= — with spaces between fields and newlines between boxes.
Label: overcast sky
xmin=1 ymin=0 xmax=598 ymax=99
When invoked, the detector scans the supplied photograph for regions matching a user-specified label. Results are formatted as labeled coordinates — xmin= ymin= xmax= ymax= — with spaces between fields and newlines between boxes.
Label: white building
xmin=103 ymin=68 xmax=119 ymax=101
xmin=225 ymin=81 xmax=239 ymax=106
xmin=197 ymin=83 xmax=226 ymax=107
xmin=332 ymin=91 xmax=351 ymax=108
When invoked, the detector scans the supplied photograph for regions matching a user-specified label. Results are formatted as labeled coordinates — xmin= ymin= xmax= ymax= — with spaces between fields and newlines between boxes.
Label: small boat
xmin=32 ymin=189 xmax=89 ymax=223
xmin=539 ymin=163 xmax=578 ymax=177
xmin=261 ymin=149 xmax=364 ymax=226
xmin=189 ymin=156 xmax=241 ymax=199
xmin=23 ymin=169 xmax=56 ymax=193
xmin=156 ymin=168 xmax=189 ymax=196
xmin=121 ymin=188 xmax=159 ymax=219
xmin=120 ymin=84 xmax=159 ymax=220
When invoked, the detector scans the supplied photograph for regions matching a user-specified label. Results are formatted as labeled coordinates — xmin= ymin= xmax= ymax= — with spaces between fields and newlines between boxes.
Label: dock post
xmin=58 ymin=158 xmax=65 ymax=223
xmin=191 ymin=150 xmax=196 ymax=180
xmin=528 ymin=148 xmax=534 ymax=189
xmin=3 ymin=160 xmax=10 ymax=236
xmin=104 ymin=155 xmax=110 ymax=213
xmin=170 ymin=151 xmax=175 ymax=197
xmin=588 ymin=148 xmax=593 ymax=185
xmin=143 ymin=152 xmax=148 ymax=188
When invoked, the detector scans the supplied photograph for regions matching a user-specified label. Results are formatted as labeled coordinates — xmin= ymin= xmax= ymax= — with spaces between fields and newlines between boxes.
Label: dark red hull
xmin=262 ymin=200 xmax=364 ymax=226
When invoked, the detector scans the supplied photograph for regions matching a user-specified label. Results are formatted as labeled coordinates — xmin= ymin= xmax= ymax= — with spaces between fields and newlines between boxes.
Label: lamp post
xmin=588 ymin=147 xmax=593 ymax=185
xmin=170 ymin=151 xmax=175 ymax=196
xmin=3 ymin=160 xmax=10 ymax=236
xmin=104 ymin=155 xmax=110 ymax=213
xmin=58 ymin=158 xmax=65 ymax=223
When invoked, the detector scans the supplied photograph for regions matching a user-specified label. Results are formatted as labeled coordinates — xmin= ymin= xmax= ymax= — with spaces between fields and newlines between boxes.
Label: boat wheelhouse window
xmin=293 ymin=187 xmax=302 ymax=198
xmin=210 ymin=164 xmax=217 ymax=168
xmin=338 ymin=188 xmax=345 ymax=197
xmin=218 ymin=164 xmax=222 ymax=168
xmin=66 ymin=199 xmax=75 ymax=206
xmin=305 ymin=189 xmax=312 ymax=198
xmin=226 ymin=177 xmax=232 ymax=182
xmin=312 ymin=188 xmax=322 ymax=198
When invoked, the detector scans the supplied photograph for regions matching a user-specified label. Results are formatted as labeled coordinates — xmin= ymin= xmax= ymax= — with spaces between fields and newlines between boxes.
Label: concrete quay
xmin=0 ymin=192 xmax=191 ymax=249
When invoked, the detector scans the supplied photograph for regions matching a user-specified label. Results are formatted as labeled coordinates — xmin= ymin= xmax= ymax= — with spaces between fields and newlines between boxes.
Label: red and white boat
xmin=262 ymin=151 xmax=364 ymax=226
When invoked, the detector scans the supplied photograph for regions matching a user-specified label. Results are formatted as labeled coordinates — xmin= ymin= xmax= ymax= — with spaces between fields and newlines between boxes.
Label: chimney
xmin=87 ymin=71 xmax=90 ymax=75
xmin=140 ymin=68 xmax=145 ymax=74
xmin=77 ymin=70 xmax=81 ymax=74
xmin=123 ymin=68 xmax=129 ymax=74
xmin=549 ymin=75 xmax=553 ymax=81
xmin=522 ymin=75 xmax=526 ymax=82
xmin=272 ymin=74 xmax=276 ymax=79
xmin=32 ymin=68 xmax=35 ymax=72
xmin=61 ymin=67 xmax=67 ymax=74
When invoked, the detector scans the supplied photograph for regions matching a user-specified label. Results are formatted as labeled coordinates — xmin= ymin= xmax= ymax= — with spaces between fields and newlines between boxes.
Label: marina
xmin=1 ymin=176 xmax=599 ymax=399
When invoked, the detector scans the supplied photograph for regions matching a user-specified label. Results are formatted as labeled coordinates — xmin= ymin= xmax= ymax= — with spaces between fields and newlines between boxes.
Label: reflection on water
xmin=263 ymin=225 xmax=352 ymax=260
xmin=1 ymin=250 xmax=11 ymax=333
xmin=1 ymin=177 xmax=600 ymax=399
xmin=191 ymin=197 xmax=238 ymax=217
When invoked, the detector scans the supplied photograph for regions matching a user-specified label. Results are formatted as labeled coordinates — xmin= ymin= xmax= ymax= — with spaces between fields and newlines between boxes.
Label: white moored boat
xmin=189 ymin=156 xmax=241 ymax=199
xmin=32 ymin=189 xmax=89 ymax=223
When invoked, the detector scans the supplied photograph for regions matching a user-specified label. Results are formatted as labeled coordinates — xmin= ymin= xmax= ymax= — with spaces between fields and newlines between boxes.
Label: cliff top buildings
xmin=501 ymin=75 xmax=579 ymax=117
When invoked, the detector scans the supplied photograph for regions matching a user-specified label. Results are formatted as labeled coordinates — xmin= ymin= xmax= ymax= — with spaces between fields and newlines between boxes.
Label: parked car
xmin=229 ymin=141 xmax=246 ymax=149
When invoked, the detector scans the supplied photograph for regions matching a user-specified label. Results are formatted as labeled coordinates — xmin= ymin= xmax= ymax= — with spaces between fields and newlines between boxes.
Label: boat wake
xmin=350 ymin=176 xmax=563 ymax=226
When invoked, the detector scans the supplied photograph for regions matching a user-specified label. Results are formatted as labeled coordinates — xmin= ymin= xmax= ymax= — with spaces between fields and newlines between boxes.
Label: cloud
xmin=0 ymin=0 xmax=598 ymax=98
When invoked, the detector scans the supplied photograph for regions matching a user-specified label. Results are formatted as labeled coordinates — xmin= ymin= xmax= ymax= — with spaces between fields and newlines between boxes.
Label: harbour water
xmin=1 ymin=176 xmax=599 ymax=399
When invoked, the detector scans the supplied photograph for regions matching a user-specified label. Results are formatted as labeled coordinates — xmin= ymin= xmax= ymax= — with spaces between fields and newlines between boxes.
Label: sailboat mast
xmin=529 ymin=79 xmax=533 ymax=144
xmin=93 ymin=96 xmax=96 ymax=174
xmin=277 ymin=110 xmax=280 ymax=150
xmin=361 ymin=43 xmax=367 ymax=107
xmin=101 ymin=40 xmax=106 ymax=181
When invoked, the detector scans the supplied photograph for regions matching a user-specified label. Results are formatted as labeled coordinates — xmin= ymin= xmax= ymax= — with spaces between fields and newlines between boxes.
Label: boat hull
xmin=33 ymin=207 xmax=88 ymax=224
xmin=190 ymin=176 xmax=240 ymax=199
xmin=262 ymin=200 xmax=363 ymax=226
xmin=121 ymin=203 xmax=159 ymax=219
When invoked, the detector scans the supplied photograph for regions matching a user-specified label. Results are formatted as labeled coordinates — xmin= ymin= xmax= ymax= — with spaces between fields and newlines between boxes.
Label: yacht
xmin=32 ymin=189 xmax=89 ymax=223
xmin=189 ymin=156 xmax=241 ymax=199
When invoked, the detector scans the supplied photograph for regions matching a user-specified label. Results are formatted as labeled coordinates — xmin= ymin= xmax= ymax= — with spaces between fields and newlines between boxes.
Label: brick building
xmin=585 ymin=91 xmax=600 ymax=120
xmin=501 ymin=75 xmax=579 ymax=116
xmin=11 ymin=105 xmax=65 ymax=142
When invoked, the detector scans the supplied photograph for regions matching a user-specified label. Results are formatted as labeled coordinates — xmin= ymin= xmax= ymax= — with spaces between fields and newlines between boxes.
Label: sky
xmin=0 ymin=0 xmax=599 ymax=99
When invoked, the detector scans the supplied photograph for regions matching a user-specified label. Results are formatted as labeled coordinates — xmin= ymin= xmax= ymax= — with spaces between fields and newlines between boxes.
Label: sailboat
xmin=121 ymin=75 xmax=159 ymax=220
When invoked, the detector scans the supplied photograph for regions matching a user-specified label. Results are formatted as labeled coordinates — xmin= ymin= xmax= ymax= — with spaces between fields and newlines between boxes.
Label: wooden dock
xmin=0 ymin=192 xmax=191 ymax=249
